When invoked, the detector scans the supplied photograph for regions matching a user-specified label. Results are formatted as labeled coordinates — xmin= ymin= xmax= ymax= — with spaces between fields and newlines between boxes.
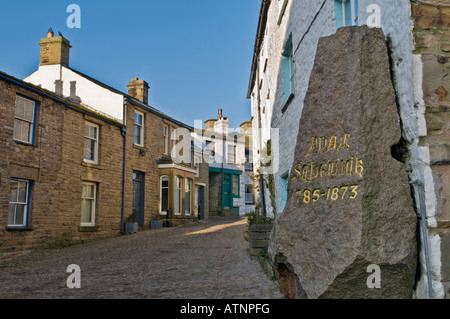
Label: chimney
xmin=39 ymin=29 xmax=71 ymax=67
xmin=128 ymin=78 xmax=149 ymax=104
xmin=218 ymin=108 xmax=223 ymax=120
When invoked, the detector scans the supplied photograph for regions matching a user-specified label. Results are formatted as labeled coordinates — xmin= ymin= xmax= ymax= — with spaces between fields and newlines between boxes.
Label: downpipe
xmin=410 ymin=179 xmax=434 ymax=299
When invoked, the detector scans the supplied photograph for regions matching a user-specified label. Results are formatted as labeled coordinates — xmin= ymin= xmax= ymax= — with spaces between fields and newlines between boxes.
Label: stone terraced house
xmin=0 ymin=30 xmax=208 ymax=262
xmin=249 ymin=0 xmax=450 ymax=298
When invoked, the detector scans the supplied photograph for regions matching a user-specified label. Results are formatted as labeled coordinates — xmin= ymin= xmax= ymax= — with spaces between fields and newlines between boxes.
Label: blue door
xmin=222 ymin=174 xmax=232 ymax=210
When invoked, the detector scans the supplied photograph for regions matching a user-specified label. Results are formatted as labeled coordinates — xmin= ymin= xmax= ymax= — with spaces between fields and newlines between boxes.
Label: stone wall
xmin=56 ymin=106 xmax=123 ymax=244
xmin=0 ymin=77 xmax=64 ymax=261
xmin=412 ymin=0 xmax=450 ymax=299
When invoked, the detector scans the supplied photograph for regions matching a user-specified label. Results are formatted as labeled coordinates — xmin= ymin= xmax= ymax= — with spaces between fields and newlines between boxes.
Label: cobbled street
xmin=0 ymin=217 xmax=282 ymax=299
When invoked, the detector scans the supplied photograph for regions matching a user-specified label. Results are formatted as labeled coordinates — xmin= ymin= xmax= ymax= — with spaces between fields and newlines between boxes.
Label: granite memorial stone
xmin=269 ymin=26 xmax=417 ymax=299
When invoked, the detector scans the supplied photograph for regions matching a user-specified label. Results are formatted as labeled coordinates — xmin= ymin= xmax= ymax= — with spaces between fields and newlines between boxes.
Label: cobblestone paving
xmin=0 ymin=217 xmax=282 ymax=299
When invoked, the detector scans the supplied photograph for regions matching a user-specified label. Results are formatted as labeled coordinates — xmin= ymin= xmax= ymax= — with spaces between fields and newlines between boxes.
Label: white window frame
xmin=185 ymin=179 xmax=192 ymax=215
xmin=84 ymin=122 xmax=99 ymax=164
xmin=134 ymin=111 xmax=144 ymax=147
xmin=8 ymin=179 xmax=31 ymax=228
xmin=14 ymin=95 xmax=36 ymax=145
xmin=160 ymin=175 xmax=169 ymax=215
xmin=174 ymin=176 xmax=182 ymax=215
xmin=81 ymin=182 xmax=97 ymax=226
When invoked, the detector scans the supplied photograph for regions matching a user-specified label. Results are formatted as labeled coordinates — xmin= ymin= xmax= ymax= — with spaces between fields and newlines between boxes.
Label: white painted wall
xmin=24 ymin=65 xmax=124 ymax=122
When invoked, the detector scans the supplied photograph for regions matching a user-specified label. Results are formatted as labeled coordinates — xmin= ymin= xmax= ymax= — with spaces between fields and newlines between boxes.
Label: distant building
xmin=193 ymin=110 xmax=254 ymax=216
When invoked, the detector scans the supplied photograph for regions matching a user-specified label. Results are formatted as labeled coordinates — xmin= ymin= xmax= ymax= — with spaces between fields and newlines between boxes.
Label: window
xmin=205 ymin=140 xmax=215 ymax=163
xmin=280 ymin=173 xmax=289 ymax=211
xmin=81 ymin=182 xmax=96 ymax=226
xmin=163 ymin=125 xmax=168 ymax=155
xmin=14 ymin=95 xmax=37 ymax=144
xmin=84 ymin=122 xmax=99 ymax=164
xmin=185 ymin=179 xmax=192 ymax=215
xmin=160 ymin=176 xmax=169 ymax=214
xmin=8 ymin=179 xmax=31 ymax=228
xmin=227 ymin=145 xmax=236 ymax=164
xmin=134 ymin=111 xmax=144 ymax=146
xmin=245 ymin=184 xmax=254 ymax=204
xmin=232 ymin=175 xmax=239 ymax=197
xmin=335 ymin=0 xmax=358 ymax=29
xmin=174 ymin=176 xmax=182 ymax=215
xmin=281 ymin=35 xmax=294 ymax=104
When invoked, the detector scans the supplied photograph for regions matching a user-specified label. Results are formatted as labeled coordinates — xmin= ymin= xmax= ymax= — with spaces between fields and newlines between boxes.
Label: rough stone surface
xmin=0 ymin=217 xmax=282 ymax=299
xmin=269 ymin=26 xmax=417 ymax=299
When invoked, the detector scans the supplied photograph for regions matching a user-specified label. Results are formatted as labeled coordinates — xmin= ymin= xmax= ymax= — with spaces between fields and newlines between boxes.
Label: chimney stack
xmin=39 ymin=28 xmax=71 ymax=67
xmin=128 ymin=78 xmax=150 ymax=104
xmin=218 ymin=108 xmax=223 ymax=119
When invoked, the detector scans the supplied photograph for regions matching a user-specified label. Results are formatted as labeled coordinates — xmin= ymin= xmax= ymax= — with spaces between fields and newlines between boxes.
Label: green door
xmin=222 ymin=173 xmax=232 ymax=210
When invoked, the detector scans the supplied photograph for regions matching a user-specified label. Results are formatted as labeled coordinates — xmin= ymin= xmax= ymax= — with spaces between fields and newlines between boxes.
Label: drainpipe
xmin=120 ymin=98 xmax=129 ymax=234
xmin=410 ymin=179 xmax=434 ymax=299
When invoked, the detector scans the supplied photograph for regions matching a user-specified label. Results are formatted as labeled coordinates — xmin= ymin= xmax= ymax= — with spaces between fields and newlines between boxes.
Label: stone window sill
xmin=78 ymin=226 xmax=100 ymax=232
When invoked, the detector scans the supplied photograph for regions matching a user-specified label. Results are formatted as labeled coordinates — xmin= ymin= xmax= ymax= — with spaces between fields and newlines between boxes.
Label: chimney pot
xmin=47 ymin=28 xmax=54 ymax=38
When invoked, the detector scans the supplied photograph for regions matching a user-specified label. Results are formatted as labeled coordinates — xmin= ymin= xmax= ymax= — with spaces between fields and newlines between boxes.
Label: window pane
xmin=17 ymin=182 xmax=27 ymax=203
xmin=8 ymin=205 xmax=15 ymax=225
xmin=84 ymin=139 xmax=93 ymax=161
xmin=81 ymin=199 xmax=92 ymax=223
xmin=82 ymin=184 xmax=88 ymax=198
xmin=13 ymin=120 xmax=22 ymax=141
xmin=175 ymin=189 xmax=180 ymax=213
xmin=134 ymin=125 xmax=141 ymax=144
xmin=15 ymin=97 xmax=24 ymax=118
xmin=10 ymin=181 xmax=18 ymax=202
xmin=162 ymin=188 xmax=169 ymax=212
xmin=92 ymin=126 xmax=98 ymax=139
xmin=22 ymin=122 xmax=31 ymax=142
xmin=23 ymin=101 xmax=35 ymax=122
xmin=15 ymin=204 xmax=25 ymax=225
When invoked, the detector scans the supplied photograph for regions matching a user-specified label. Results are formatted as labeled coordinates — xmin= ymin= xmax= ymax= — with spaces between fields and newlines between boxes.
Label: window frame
xmin=8 ymin=179 xmax=32 ymax=228
xmin=83 ymin=122 xmax=100 ymax=164
xmin=232 ymin=174 xmax=240 ymax=197
xmin=335 ymin=0 xmax=359 ymax=29
xmin=134 ymin=111 xmax=145 ymax=147
xmin=13 ymin=95 xmax=37 ymax=145
xmin=81 ymin=182 xmax=97 ymax=227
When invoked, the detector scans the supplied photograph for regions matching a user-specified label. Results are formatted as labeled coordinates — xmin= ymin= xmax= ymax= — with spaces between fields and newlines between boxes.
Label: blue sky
xmin=0 ymin=0 xmax=261 ymax=129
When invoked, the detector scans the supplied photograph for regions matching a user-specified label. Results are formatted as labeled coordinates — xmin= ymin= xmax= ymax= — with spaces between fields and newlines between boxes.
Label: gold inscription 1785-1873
xmin=291 ymin=133 xmax=363 ymax=205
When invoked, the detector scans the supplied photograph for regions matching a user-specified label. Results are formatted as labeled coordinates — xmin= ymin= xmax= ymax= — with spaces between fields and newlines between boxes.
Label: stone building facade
xmin=193 ymin=110 xmax=254 ymax=216
xmin=248 ymin=0 xmax=450 ymax=298
xmin=0 ymin=31 xmax=205 ymax=262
